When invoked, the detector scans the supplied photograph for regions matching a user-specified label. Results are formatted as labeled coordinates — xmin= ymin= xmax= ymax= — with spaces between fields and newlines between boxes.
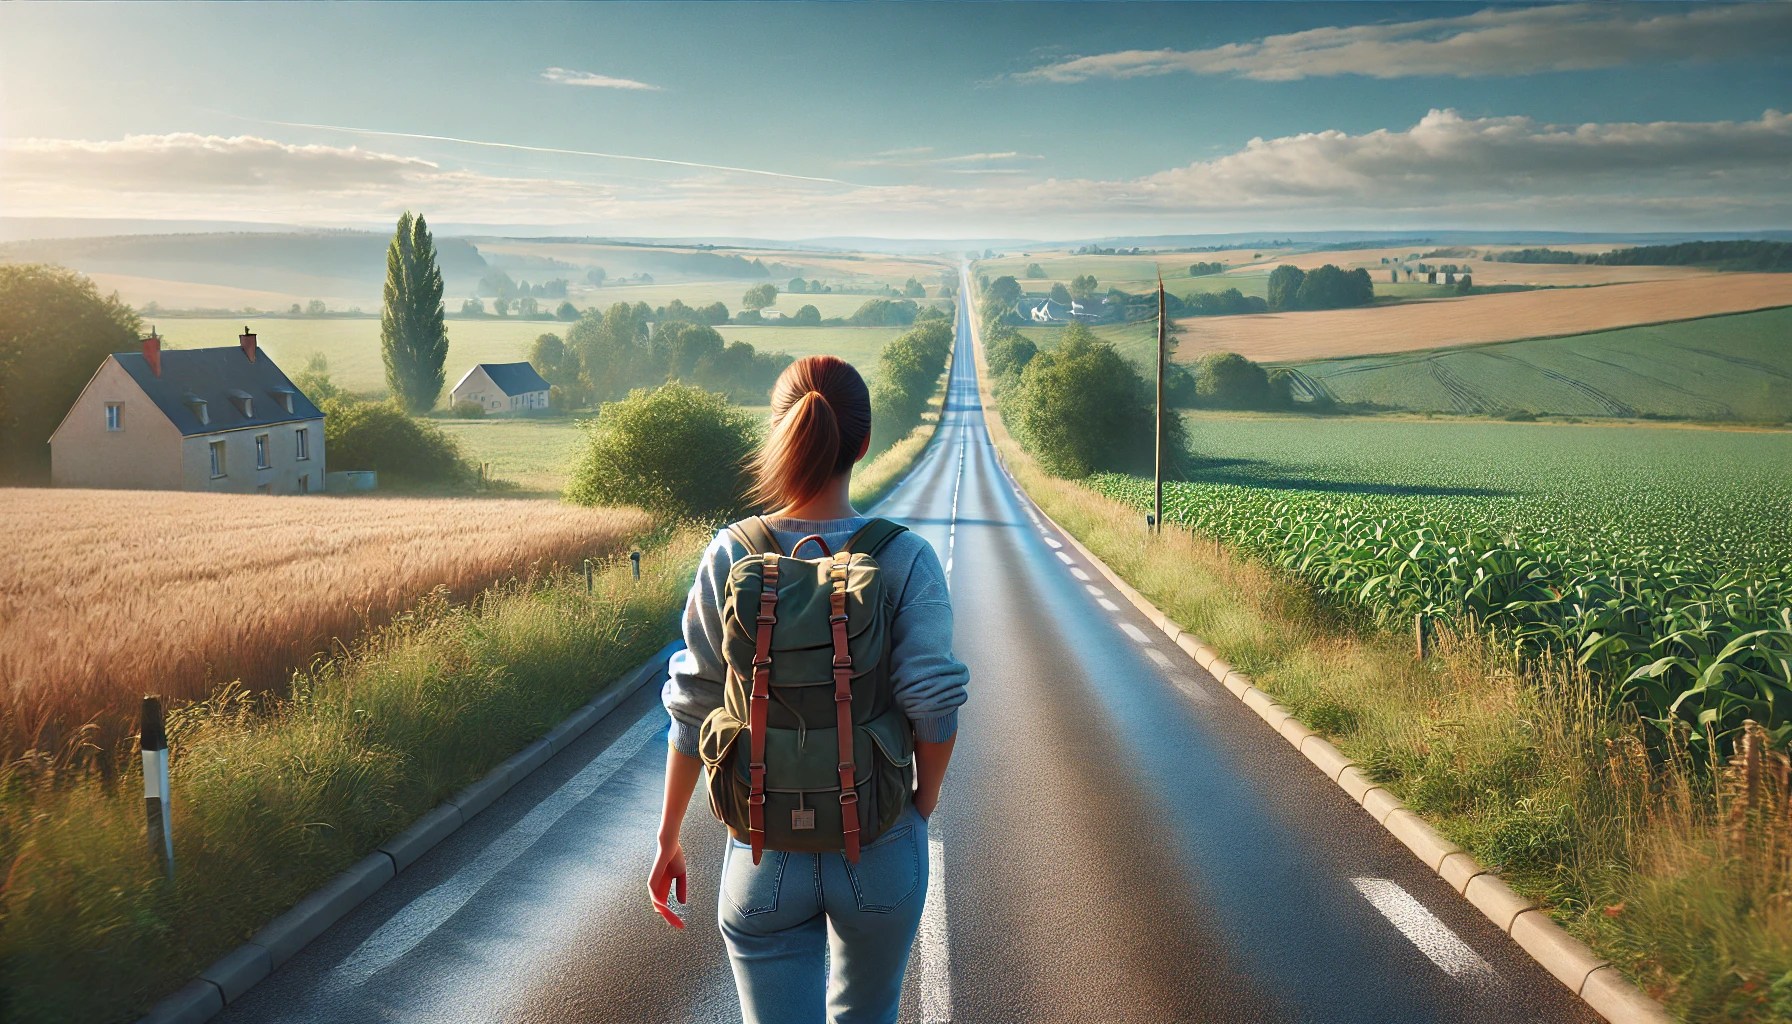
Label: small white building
xmin=50 ymin=329 xmax=326 ymax=494
xmin=450 ymin=362 xmax=551 ymax=414
xmin=758 ymin=309 xmax=787 ymax=321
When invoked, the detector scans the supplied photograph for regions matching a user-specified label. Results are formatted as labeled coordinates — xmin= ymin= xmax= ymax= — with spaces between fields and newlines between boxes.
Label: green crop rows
xmin=1091 ymin=416 xmax=1792 ymax=754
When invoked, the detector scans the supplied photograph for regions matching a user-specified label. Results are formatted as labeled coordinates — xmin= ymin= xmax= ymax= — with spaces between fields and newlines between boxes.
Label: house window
xmin=209 ymin=440 xmax=227 ymax=478
xmin=298 ymin=474 xmax=310 ymax=495
xmin=105 ymin=404 xmax=123 ymax=431
xmin=295 ymin=427 xmax=310 ymax=461
xmin=255 ymin=433 xmax=270 ymax=469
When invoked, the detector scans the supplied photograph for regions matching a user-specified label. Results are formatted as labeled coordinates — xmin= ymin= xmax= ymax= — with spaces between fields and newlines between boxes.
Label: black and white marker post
xmin=141 ymin=695 xmax=174 ymax=880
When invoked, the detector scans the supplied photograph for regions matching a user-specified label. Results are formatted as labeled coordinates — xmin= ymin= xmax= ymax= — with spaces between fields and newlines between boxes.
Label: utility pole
xmin=1154 ymin=270 xmax=1166 ymax=534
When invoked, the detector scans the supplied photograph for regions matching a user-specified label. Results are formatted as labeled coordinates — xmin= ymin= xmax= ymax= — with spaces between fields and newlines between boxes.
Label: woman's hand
xmin=913 ymin=788 xmax=938 ymax=819
xmin=912 ymin=734 xmax=956 ymax=821
xmin=648 ymin=838 xmax=687 ymax=929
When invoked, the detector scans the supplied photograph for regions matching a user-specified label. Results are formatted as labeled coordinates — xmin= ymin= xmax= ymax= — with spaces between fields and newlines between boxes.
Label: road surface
xmin=218 ymin=276 xmax=1598 ymax=1024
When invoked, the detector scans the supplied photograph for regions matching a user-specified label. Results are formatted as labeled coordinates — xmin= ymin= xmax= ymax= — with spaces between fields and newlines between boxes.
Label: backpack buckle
xmin=828 ymin=613 xmax=848 ymax=623
xmin=752 ymin=656 xmax=772 ymax=668
xmin=756 ymin=613 xmax=777 ymax=625
xmin=837 ymin=789 xmax=859 ymax=805
xmin=832 ymin=654 xmax=852 ymax=668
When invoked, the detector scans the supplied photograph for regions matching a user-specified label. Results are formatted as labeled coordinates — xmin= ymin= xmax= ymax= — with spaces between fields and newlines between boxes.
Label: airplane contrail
xmin=258 ymin=117 xmax=871 ymax=187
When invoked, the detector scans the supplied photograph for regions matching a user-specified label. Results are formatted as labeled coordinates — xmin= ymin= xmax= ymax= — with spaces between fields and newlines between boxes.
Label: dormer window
xmin=270 ymin=388 xmax=296 ymax=414
xmin=228 ymin=389 xmax=253 ymax=418
xmin=184 ymin=395 xmax=209 ymax=426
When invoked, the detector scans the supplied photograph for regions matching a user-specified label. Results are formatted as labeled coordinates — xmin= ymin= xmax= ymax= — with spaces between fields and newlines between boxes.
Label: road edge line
xmin=959 ymin=272 xmax=1673 ymax=1024
xmin=136 ymin=640 xmax=682 ymax=1024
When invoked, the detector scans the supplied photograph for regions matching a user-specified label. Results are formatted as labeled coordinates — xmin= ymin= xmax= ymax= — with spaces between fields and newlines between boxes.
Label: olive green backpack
xmin=698 ymin=515 xmax=913 ymax=864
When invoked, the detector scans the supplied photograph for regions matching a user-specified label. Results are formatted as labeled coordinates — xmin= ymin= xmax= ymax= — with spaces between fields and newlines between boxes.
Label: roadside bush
xmin=848 ymin=298 xmax=920 ymax=327
xmin=1006 ymin=324 xmax=1185 ymax=478
xmin=565 ymin=382 xmax=759 ymax=521
xmin=322 ymin=398 xmax=473 ymax=485
xmin=449 ymin=399 xmax=485 ymax=418
xmin=985 ymin=327 xmax=1037 ymax=383
xmin=1193 ymin=351 xmax=1276 ymax=409
xmin=868 ymin=320 xmax=952 ymax=453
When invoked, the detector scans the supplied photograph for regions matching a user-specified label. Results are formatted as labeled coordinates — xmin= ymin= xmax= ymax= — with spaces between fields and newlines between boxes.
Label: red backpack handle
xmin=789 ymin=534 xmax=833 ymax=558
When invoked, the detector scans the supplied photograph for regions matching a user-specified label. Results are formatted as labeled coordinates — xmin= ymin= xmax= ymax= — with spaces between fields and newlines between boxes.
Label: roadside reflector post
xmin=583 ymin=558 xmax=593 ymax=593
xmin=140 ymin=696 xmax=174 ymax=880
xmin=1146 ymin=514 xmax=1156 ymax=532
xmin=1415 ymin=613 xmax=1429 ymax=660
xmin=630 ymin=550 xmax=641 ymax=580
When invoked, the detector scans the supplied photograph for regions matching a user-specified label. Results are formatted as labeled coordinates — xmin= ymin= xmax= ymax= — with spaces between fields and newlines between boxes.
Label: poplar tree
xmin=381 ymin=211 xmax=448 ymax=413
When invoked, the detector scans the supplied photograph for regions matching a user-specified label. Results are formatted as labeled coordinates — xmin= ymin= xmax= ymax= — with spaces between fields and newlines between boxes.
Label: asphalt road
xmin=217 ymin=277 xmax=1600 ymax=1024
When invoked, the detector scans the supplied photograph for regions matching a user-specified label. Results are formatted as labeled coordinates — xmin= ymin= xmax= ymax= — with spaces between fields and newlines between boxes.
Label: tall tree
xmin=380 ymin=211 xmax=449 ymax=413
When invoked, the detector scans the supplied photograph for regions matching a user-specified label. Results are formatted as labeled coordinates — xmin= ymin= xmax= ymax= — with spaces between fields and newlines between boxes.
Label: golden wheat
xmin=0 ymin=488 xmax=648 ymax=757
xmin=1174 ymin=272 xmax=1792 ymax=362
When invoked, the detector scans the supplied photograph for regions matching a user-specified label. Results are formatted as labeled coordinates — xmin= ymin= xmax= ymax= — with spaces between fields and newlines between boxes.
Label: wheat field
xmin=1174 ymin=273 xmax=1792 ymax=362
xmin=0 ymin=489 xmax=648 ymax=757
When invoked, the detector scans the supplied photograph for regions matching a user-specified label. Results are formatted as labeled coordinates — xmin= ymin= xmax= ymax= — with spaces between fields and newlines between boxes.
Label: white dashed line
xmin=1350 ymin=878 xmax=1500 ymax=989
xmin=1097 ymin=597 xmax=1121 ymax=612
xmin=1084 ymin=584 xmax=1104 ymax=597
xmin=1145 ymin=648 xmax=1174 ymax=669
xmin=1055 ymin=551 xmax=1074 ymax=565
xmin=1043 ymin=537 xmax=1062 ymax=549
xmin=1069 ymin=567 xmax=1090 ymax=581
xmin=1119 ymin=622 xmax=1151 ymax=645
xmin=1169 ymin=674 xmax=1215 ymax=705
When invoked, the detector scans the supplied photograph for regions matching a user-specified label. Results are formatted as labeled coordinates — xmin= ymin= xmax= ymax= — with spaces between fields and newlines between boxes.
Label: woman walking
xmin=650 ymin=354 xmax=969 ymax=1024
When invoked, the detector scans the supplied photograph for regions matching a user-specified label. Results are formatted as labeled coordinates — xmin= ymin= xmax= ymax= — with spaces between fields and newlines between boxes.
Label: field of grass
xmin=154 ymin=318 xmax=908 ymax=399
xmin=0 ymin=489 xmax=648 ymax=760
xmin=435 ymin=415 xmax=590 ymax=493
xmin=1284 ymin=307 xmax=1792 ymax=421
xmin=0 ymin=526 xmax=701 ymax=1024
xmin=1170 ymin=273 xmax=1792 ymax=362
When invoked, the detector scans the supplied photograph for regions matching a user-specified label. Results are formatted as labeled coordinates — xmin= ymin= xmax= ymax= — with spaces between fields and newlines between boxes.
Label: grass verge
xmin=0 ymin=526 xmax=703 ymax=1024
xmin=968 ymin=293 xmax=1792 ymax=1023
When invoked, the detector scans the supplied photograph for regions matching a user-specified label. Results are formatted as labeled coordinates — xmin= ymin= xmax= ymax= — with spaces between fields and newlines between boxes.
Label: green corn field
xmin=1092 ymin=416 xmax=1792 ymax=757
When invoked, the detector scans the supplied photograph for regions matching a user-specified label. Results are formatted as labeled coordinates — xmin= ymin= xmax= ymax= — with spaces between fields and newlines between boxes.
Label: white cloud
xmin=540 ymin=66 xmax=661 ymax=91
xmin=1018 ymin=3 xmax=1792 ymax=82
xmin=843 ymin=150 xmax=1045 ymax=169
xmin=5 ymin=111 xmax=1789 ymax=236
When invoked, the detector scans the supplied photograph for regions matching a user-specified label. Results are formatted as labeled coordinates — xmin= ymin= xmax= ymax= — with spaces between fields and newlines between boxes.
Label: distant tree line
xmin=1266 ymin=264 xmax=1375 ymax=312
xmin=528 ymin=302 xmax=794 ymax=407
xmin=1492 ymin=240 xmax=1791 ymax=270
xmin=1186 ymin=262 xmax=1226 ymax=277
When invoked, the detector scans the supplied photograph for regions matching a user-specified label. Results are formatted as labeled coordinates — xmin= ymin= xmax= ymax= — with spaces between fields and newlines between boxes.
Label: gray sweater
xmin=662 ymin=515 xmax=969 ymax=756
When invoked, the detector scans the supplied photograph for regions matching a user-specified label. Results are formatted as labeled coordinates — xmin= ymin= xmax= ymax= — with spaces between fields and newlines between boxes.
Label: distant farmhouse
xmin=450 ymin=362 xmax=551 ymax=414
xmin=50 ymin=329 xmax=325 ymax=493
xmin=1022 ymin=297 xmax=1115 ymax=324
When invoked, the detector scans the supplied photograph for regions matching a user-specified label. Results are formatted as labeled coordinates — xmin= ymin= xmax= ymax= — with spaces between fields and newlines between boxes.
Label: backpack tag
xmin=791 ymin=808 xmax=816 ymax=830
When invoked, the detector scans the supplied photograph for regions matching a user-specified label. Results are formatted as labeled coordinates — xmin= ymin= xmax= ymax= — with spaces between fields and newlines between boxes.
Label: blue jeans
xmin=717 ymin=804 xmax=929 ymax=1024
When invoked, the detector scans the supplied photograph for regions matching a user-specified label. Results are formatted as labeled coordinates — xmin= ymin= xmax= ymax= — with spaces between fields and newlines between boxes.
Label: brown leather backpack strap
xmin=728 ymin=515 xmax=783 ymax=556
xmin=828 ymin=550 xmax=862 ymax=862
xmin=747 ymin=553 xmax=780 ymax=865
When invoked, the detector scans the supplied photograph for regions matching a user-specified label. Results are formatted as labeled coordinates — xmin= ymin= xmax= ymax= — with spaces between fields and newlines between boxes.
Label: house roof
xmin=460 ymin=362 xmax=550 ymax=397
xmin=112 ymin=346 xmax=324 ymax=437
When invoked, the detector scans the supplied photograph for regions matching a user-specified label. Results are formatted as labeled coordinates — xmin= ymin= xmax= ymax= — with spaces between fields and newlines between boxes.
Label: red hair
xmin=748 ymin=355 xmax=871 ymax=513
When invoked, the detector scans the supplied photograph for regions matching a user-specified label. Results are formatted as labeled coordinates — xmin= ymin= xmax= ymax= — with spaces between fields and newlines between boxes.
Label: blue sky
xmin=2 ymin=1 xmax=1788 ymax=238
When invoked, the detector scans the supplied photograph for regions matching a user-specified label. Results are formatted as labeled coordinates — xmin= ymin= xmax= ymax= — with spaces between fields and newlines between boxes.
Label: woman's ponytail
xmin=747 ymin=356 xmax=872 ymax=513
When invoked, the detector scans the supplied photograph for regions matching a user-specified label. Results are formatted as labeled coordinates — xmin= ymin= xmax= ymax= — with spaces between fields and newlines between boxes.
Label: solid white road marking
xmin=323 ymin=711 xmax=666 ymax=993
xmin=1055 ymin=551 xmax=1074 ymax=565
xmin=917 ymin=837 xmax=952 ymax=1023
xmin=1350 ymin=878 xmax=1500 ymax=988
xmin=1097 ymin=598 xmax=1121 ymax=612
xmin=1119 ymin=623 xmax=1151 ymax=645
xmin=1145 ymin=648 xmax=1174 ymax=669
xmin=1069 ymin=567 xmax=1090 ymax=581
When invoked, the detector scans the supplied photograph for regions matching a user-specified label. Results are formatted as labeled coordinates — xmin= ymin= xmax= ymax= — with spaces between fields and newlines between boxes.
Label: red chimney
xmin=240 ymin=326 xmax=257 ymax=362
xmin=143 ymin=331 xmax=162 ymax=377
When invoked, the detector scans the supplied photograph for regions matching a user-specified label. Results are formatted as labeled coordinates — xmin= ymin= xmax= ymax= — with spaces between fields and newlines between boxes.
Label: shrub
xmin=985 ymin=328 xmax=1038 ymax=382
xmin=868 ymin=320 xmax=952 ymax=453
xmin=564 ymin=382 xmax=759 ymax=521
xmin=1006 ymin=325 xmax=1184 ymax=478
xmin=848 ymin=298 xmax=919 ymax=327
xmin=322 ymin=398 xmax=473 ymax=485
xmin=449 ymin=399 xmax=485 ymax=418
xmin=1193 ymin=351 xmax=1274 ymax=409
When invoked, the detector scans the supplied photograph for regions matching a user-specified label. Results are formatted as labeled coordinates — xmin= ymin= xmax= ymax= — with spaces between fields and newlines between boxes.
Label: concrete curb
xmin=137 ymin=640 xmax=682 ymax=1024
xmin=958 ymin=286 xmax=1673 ymax=1024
